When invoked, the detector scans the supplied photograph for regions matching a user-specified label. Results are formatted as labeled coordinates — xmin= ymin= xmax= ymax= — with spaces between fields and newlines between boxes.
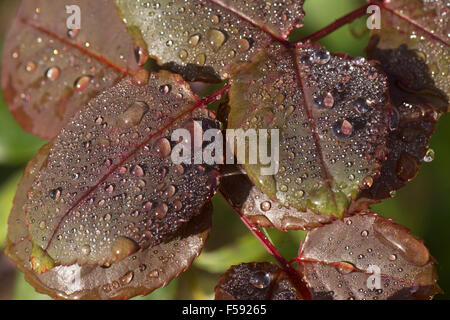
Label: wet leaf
xmin=368 ymin=0 xmax=449 ymax=112
xmin=14 ymin=71 xmax=218 ymax=268
xmin=115 ymin=0 xmax=305 ymax=81
xmin=6 ymin=143 xmax=213 ymax=299
xmin=220 ymin=165 xmax=333 ymax=231
xmin=298 ymin=213 xmax=440 ymax=300
xmin=227 ymin=44 xmax=391 ymax=218
xmin=356 ymin=101 xmax=437 ymax=204
xmin=1 ymin=0 xmax=140 ymax=139
xmin=215 ymin=262 xmax=302 ymax=300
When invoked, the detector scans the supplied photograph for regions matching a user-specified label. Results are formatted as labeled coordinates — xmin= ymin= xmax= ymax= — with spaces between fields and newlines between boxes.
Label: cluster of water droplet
xmin=117 ymin=0 xmax=304 ymax=80
xmin=24 ymin=74 xmax=217 ymax=266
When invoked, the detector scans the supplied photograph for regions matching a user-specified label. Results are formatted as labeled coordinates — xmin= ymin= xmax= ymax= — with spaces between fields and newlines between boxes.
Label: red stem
xmin=301 ymin=3 xmax=370 ymax=43
xmin=221 ymin=190 xmax=312 ymax=300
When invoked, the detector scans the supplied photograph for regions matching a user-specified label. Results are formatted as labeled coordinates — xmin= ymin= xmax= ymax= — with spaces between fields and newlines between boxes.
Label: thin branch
xmin=221 ymin=190 xmax=312 ymax=300
xmin=300 ymin=3 xmax=370 ymax=43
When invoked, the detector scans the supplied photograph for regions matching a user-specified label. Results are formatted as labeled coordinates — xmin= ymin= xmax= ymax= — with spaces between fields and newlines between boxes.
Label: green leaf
xmin=0 ymin=95 xmax=45 ymax=165
xmin=195 ymin=233 xmax=272 ymax=274
xmin=227 ymin=44 xmax=391 ymax=218
xmin=220 ymin=165 xmax=333 ymax=231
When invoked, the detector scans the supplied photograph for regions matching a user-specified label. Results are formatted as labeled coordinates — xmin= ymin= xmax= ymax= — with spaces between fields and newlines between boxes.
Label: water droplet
xmin=423 ymin=149 xmax=435 ymax=162
xmin=361 ymin=230 xmax=369 ymax=237
xmin=45 ymin=67 xmax=60 ymax=81
xmin=120 ymin=271 xmax=134 ymax=285
xmin=260 ymin=201 xmax=271 ymax=212
xmin=179 ymin=49 xmax=188 ymax=61
xmin=323 ymin=92 xmax=334 ymax=108
xmin=354 ymin=98 xmax=369 ymax=113
xmin=388 ymin=254 xmax=397 ymax=261
xmin=155 ymin=138 xmax=172 ymax=158
xmin=67 ymin=28 xmax=80 ymax=38
xmin=155 ymin=202 xmax=168 ymax=219
xmin=81 ymin=244 xmax=91 ymax=256
xmin=74 ymin=75 xmax=92 ymax=92
xmin=148 ymin=269 xmax=159 ymax=278
xmin=237 ymin=38 xmax=250 ymax=52
xmin=336 ymin=262 xmax=355 ymax=274
xmin=362 ymin=176 xmax=374 ymax=189
xmin=134 ymin=46 xmax=148 ymax=66
xmin=195 ymin=53 xmax=206 ymax=66
xmin=159 ymin=84 xmax=171 ymax=94
xmin=174 ymin=199 xmax=183 ymax=212
xmin=211 ymin=14 xmax=220 ymax=24
xmin=208 ymin=29 xmax=226 ymax=51
xmin=312 ymin=50 xmax=331 ymax=64
xmin=250 ymin=271 xmax=271 ymax=289
xmin=163 ymin=185 xmax=176 ymax=198
xmin=26 ymin=61 xmax=36 ymax=73
xmin=112 ymin=237 xmax=139 ymax=262
xmin=49 ymin=188 xmax=62 ymax=200
xmin=118 ymin=101 xmax=149 ymax=128
xmin=132 ymin=164 xmax=145 ymax=177
xmin=333 ymin=120 xmax=353 ymax=138
xmin=188 ymin=34 xmax=200 ymax=47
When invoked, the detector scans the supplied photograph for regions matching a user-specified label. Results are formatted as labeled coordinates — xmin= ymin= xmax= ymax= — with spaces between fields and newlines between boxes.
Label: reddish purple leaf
xmin=116 ymin=0 xmax=305 ymax=81
xmin=298 ymin=213 xmax=440 ymax=300
xmin=368 ymin=0 xmax=449 ymax=112
xmin=215 ymin=262 xmax=302 ymax=300
xmin=6 ymin=143 xmax=213 ymax=300
xmin=1 ymin=0 xmax=141 ymax=139
xmin=14 ymin=71 xmax=219 ymax=269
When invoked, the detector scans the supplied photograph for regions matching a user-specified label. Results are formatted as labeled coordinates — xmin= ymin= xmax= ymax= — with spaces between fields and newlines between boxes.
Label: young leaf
xmin=298 ymin=213 xmax=440 ymax=300
xmin=215 ymin=262 xmax=302 ymax=300
xmin=6 ymin=143 xmax=213 ymax=300
xmin=368 ymin=0 xmax=449 ymax=112
xmin=1 ymin=0 xmax=140 ymax=139
xmin=115 ymin=0 xmax=305 ymax=81
xmin=220 ymin=165 xmax=333 ymax=231
xmin=227 ymin=44 xmax=391 ymax=218
xmin=18 ymin=71 xmax=219 ymax=268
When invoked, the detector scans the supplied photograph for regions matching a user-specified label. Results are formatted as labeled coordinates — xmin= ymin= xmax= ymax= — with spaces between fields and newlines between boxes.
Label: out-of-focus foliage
xmin=0 ymin=0 xmax=449 ymax=300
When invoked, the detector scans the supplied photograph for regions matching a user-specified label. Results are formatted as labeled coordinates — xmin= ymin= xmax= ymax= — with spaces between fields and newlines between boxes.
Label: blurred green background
xmin=0 ymin=0 xmax=449 ymax=300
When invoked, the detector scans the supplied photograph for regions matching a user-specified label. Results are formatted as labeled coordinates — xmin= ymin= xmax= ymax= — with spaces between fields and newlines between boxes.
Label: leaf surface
xmin=298 ymin=213 xmax=440 ymax=300
xmin=19 ymin=72 xmax=219 ymax=268
xmin=1 ymin=0 xmax=140 ymax=139
xmin=368 ymin=0 xmax=449 ymax=112
xmin=215 ymin=262 xmax=301 ymax=300
xmin=227 ymin=44 xmax=391 ymax=218
xmin=220 ymin=166 xmax=333 ymax=231
xmin=357 ymin=99 xmax=437 ymax=203
xmin=115 ymin=0 xmax=305 ymax=81
xmin=6 ymin=143 xmax=213 ymax=300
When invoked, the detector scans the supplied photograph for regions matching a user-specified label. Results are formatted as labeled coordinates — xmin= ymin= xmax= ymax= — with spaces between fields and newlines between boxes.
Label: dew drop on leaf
xmin=423 ymin=149 xmax=435 ymax=162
